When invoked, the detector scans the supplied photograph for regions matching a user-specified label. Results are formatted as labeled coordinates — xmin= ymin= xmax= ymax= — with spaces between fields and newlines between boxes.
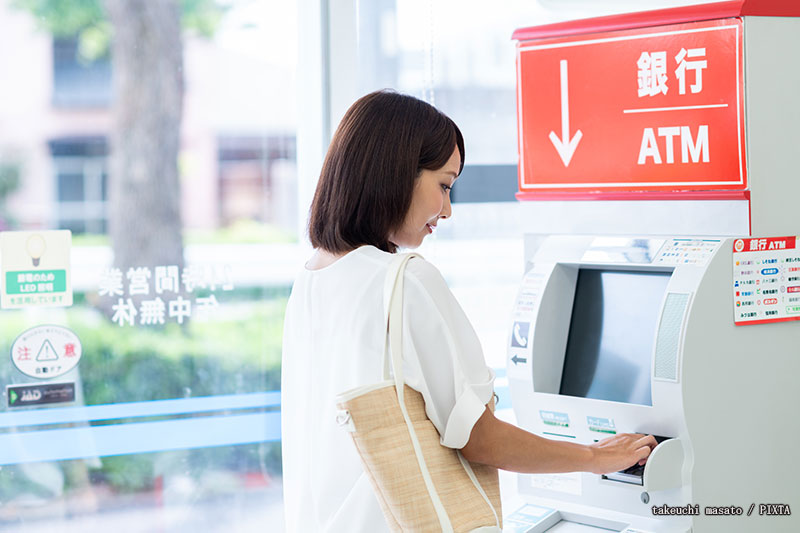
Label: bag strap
xmin=383 ymin=253 xmax=500 ymax=531
xmin=383 ymin=253 xmax=453 ymax=533
xmin=381 ymin=254 xmax=405 ymax=381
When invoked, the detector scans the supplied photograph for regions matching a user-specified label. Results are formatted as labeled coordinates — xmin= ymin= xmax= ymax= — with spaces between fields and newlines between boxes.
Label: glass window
xmin=52 ymin=37 xmax=112 ymax=108
xmin=0 ymin=1 xmax=296 ymax=530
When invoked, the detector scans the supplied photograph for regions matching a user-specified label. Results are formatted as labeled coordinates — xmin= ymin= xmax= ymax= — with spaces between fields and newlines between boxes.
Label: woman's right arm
xmin=400 ymin=259 xmax=656 ymax=475
xmin=460 ymin=407 xmax=657 ymax=475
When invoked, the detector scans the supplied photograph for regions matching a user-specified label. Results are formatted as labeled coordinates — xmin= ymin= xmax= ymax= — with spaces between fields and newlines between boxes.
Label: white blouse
xmin=281 ymin=245 xmax=495 ymax=533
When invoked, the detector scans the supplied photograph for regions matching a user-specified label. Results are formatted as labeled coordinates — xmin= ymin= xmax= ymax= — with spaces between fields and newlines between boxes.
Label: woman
xmin=281 ymin=90 xmax=656 ymax=532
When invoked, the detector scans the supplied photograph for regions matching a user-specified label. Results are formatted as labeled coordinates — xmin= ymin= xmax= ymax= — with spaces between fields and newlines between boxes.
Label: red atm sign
xmin=516 ymin=18 xmax=745 ymax=195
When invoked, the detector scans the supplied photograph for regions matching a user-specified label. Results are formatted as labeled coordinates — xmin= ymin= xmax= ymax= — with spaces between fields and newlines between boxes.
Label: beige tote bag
xmin=335 ymin=253 xmax=502 ymax=532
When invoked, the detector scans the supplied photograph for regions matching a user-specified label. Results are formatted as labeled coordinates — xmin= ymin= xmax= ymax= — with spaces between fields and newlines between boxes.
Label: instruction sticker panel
xmin=1 ymin=230 xmax=72 ymax=309
xmin=508 ymin=269 xmax=545 ymax=378
xmin=656 ymin=238 xmax=721 ymax=266
xmin=733 ymin=236 xmax=800 ymax=325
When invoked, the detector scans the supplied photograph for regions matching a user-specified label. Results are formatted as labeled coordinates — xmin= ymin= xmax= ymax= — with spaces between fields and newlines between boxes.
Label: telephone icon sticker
xmin=511 ymin=321 xmax=530 ymax=348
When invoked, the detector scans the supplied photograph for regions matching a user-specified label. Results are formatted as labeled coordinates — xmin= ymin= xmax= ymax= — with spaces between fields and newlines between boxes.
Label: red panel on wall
xmin=516 ymin=18 xmax=746 ymax=196
xmin=512 ymin=0 xmax=800 ymax=42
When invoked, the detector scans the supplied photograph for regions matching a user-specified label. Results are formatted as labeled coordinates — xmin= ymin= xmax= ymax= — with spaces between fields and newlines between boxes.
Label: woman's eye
xmin=441 ymin=184 xmax=452 ymax=192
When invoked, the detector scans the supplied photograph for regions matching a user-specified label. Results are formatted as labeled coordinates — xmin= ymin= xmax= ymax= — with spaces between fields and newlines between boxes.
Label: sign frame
xmin=516 ymin=18 xmax=746 ymax=198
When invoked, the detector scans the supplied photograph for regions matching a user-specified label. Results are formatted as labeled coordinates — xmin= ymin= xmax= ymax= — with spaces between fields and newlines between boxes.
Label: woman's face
xmin=390 ymin=146 xmax=460 ymax=249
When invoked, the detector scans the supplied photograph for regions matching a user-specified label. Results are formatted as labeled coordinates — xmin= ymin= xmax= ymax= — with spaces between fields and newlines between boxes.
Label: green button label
xmin=5 ymin=270 xmax=67 ymax=295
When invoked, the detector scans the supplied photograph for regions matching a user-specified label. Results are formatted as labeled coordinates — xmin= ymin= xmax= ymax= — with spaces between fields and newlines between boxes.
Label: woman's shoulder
xmin=404 ymin=253 xmax=446 ymax=287
xmin=402 ymin=255 xmax=473 ymax=334
xmin=400 ymin=255 xmax=455 ymax=313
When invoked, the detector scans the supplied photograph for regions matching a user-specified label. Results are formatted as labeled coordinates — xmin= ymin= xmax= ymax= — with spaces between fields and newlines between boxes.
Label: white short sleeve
xmin=400 ymin=257 xmax=495 ymax=449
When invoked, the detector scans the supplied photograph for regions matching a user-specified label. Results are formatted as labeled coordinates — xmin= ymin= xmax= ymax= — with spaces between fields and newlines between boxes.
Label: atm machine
xmin=505 ymin=3 xmax=800 ymax=532
xmin=506 ymin=235 xmax=800 ymax=533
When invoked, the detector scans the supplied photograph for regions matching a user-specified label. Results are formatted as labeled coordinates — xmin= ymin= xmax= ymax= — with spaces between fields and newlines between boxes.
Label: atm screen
xmin=559 ymin=269 xmax=671 ymax=406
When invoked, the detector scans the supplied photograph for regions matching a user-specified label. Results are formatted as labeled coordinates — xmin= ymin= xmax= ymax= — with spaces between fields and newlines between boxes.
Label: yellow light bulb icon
xmin=26 ymin=234 xmax=46 ymax=267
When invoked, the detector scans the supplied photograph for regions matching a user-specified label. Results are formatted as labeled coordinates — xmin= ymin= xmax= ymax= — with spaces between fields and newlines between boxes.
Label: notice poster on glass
xmin=0 ymin=230 xmax=73 ymax=309
xmin=732 ymin=236 xmax=800 ymax=325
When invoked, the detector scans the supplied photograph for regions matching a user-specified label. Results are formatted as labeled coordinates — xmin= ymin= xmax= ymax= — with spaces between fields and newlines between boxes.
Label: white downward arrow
xmin=548 ymin=59 xmax=583 ymax=167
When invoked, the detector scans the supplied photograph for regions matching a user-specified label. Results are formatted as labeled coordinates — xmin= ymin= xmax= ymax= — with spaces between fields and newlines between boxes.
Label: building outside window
xmin=49 ymin=137 xmax=108 ymax=235
xmin=217 ymin=135 xmax=297 ymax=231
xmin=52 ymin=36 xmax=112 ymax=109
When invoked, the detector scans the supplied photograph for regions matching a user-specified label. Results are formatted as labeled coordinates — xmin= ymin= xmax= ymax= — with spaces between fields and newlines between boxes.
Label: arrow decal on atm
xmin=548 ymin=59 xmax=583 ymax=167
xmin=511 ymin=355 xmax=527 ymax=365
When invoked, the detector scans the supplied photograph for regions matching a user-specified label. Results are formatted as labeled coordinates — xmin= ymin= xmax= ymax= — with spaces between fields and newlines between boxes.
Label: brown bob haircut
xmin=308 ymin=89 xmax=465 ymax=254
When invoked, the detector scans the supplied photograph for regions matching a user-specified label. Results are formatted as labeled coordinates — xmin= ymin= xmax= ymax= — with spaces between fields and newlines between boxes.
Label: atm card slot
xmin=601 ymin=435 xmax=672 ymax=486
xmin=603 ymin=464 xmax=644 ymax=485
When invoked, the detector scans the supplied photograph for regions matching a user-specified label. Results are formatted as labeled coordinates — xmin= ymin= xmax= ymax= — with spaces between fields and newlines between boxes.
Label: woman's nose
xmin=440 ymin=193 xmax=452 ymax=219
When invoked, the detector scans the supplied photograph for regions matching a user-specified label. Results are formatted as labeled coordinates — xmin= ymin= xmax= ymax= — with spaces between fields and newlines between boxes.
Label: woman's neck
xmin=305 ymin=248 xmax=349 ymax=270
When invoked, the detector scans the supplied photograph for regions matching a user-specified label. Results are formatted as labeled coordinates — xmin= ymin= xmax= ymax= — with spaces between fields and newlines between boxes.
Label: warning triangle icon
xmin=36 ymin=339 xmax=59 ymax=361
